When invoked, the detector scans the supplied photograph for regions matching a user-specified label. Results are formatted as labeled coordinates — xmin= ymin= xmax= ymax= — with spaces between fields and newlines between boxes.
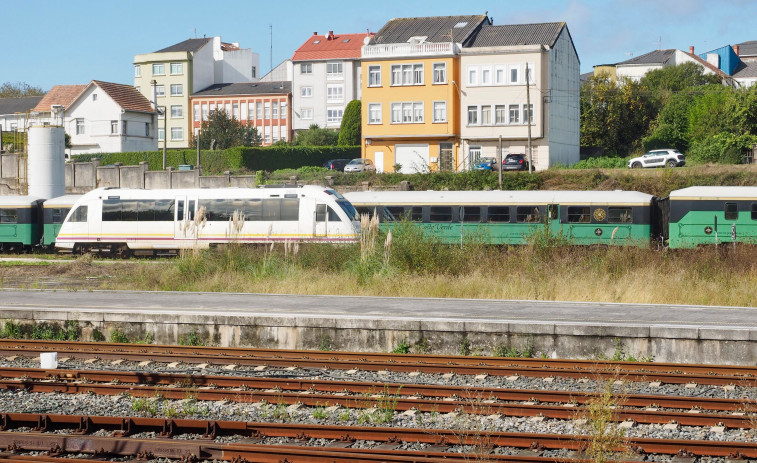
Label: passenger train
xmin=1 ymin=186 xmax=756 ymax=253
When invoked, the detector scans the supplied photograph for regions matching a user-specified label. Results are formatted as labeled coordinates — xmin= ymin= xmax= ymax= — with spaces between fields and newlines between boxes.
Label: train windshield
xmin=337 ymin=199 xmax=359 ymax=221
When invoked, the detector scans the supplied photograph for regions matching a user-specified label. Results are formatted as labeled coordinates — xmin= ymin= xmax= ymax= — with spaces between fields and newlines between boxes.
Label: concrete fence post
xmin=139 ymin=161 xmax=148 ymax=189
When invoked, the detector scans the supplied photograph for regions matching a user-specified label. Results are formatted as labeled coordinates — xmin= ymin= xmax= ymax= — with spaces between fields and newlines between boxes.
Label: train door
xmin=547 ymin=204 xmax=560 ymax=235
xmin=314 ymin=202 xmax=328 ymax=239
xmin=174 ymin=195 xmax=199 ymax=242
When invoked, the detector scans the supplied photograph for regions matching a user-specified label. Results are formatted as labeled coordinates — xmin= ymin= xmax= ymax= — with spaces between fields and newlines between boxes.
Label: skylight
xmin=343 ymin=39 xmax=350 ymax=42
xmin=313 ymin=40 xmax=320 ymax=44
xmin=454 ymin=21 xmax=468 ymax=28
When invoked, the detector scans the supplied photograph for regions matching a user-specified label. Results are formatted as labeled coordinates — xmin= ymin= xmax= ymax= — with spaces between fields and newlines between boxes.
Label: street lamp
xmin=151 ymin=79 xmax=167 ymax=170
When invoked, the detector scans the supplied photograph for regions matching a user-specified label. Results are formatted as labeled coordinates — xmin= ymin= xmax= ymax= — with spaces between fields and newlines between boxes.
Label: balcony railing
xmin=362 ymin=42 xmax=457 ymax=59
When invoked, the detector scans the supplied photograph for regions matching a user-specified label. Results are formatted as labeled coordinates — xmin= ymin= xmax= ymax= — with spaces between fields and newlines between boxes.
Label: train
xmin=1 ymin=186 xmax=360 ymax=256
xmin=345 ymin=186 xmax=757 ymax=248
xmin=0 ymin=186 xmax=755 ymax=253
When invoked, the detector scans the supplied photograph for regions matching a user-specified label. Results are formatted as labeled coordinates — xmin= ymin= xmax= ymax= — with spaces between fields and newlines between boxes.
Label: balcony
xmin=362 ymin=42 xmax=457 ymax=59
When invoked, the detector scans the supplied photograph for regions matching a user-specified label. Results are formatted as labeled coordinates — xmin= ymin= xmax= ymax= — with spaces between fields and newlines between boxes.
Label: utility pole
xmin=525 ymin=63 xmax=533 ymax=174
xmin=270 ymin=24 xmax=273 ymax=73
xmin=498 ymin=135 xmax=502 ymax=189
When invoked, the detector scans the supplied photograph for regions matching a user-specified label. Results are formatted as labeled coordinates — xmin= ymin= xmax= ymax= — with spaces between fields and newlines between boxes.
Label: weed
xmin=179 ymin=330 xmax=204 ymax=346
xmin=109 ymin=329 xmax=130 ymax=344
xmin=318 ymin=334 xmax=333 ymax=351
xmin=413 ymin=337 xmax=430 ymax=354
xmin=459 ymin=336 xmax=471 ymax=356
xmin=1 ymin=320 xmax=22 ymax=339
xmin=391 ymin=338 xmax=411 ymax=354
xmin=311 ymin=404 xmax=328 ymax=420
xmin=338 ymin=408 xmax=351 ymax=421
xmin=577 ymin=380 xmax=630 ymax=462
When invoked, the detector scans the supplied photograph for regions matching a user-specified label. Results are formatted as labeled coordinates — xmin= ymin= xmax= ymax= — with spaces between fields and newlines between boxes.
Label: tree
xmin=294 ymin=124 xmax=338 ymax=146
xmin=338 ymin=100 xmax=361 ymax=146
xmin=640 ymin=62 xmax=721 ymax=106
xmin=193 ymin=110 xmax=261 ymax=149
xmin=0 ymin=81 xmax=45 ymax=98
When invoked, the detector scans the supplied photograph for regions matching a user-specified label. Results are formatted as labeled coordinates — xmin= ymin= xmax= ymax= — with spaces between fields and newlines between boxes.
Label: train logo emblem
xmin=704 ymin=226 xmax=713 ymax=235
xmin=593 ymin=208 xmax=607 ymax=222
xmin=594 ymin=228 xmax=603 ymax=236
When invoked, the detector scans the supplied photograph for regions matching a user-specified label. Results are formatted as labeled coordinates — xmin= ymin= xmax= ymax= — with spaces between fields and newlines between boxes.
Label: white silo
xmin=27 ymin=124 xmax=66 ymax=199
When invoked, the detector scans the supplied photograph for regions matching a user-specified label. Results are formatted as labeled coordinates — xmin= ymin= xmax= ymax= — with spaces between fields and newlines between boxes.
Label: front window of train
xmin=336 ymin=199 xmax=359 ymax=222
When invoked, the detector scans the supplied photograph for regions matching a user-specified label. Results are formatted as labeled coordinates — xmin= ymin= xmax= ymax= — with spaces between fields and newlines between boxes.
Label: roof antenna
xmin=270 ymin=24 xmax=273 ymax=74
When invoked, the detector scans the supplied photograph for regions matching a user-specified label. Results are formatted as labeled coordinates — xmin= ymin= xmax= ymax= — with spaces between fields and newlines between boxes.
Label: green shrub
xmin=338 ymin=100 xmax=361 ymax=146
xmin=561 ymin=157 xmax=630 ymax=170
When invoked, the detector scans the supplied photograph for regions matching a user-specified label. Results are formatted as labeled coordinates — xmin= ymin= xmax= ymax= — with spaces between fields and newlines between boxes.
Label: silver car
xmin=344 ymin=158 xmax=376 ymax=173
xmin=629 ymin=149 xmax=686 ymax=168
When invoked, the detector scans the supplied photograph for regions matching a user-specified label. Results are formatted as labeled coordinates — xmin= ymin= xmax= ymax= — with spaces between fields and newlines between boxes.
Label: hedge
xmin=71 ymin=146 xmax=361 ymax=174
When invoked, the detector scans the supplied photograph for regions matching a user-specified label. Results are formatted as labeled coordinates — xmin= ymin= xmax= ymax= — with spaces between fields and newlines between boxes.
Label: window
xmin=461 ymin=207 xmax=481 ymax=223
xmin=326 ymin=62 xmax=343 ymax=78
xmin=391 ymin=104 xmax=401 ymax=123
xmin=516 ymin=206 xmax=540 ymax=223
xmin=509 ymin=104 xmax=520 ymax=124
xmin=121 ymin=120 xmax=127 ymax=134
xmin=327 ymin=108 xmax=344 ymax=124
xmin=495 ymin=105 xmax=506 ymax=124
xmin=251 ymin=66 xmax=257 ymax=78
xmin=301 ymin=108 xmax=313 ymax=120
xmin=209 ymin=103 xmax=216 ymax=115
xmin=481 ymin=67 xmax=491 ymax=85
xmin=301 ymin=86 xmax=312 ymax=97
xmin=264 ymin=126 xmax=271 ymax=144
xmin=469 ymin=146 xmax=482 ymax=164
xmin=240 ymin=102 xmax=247 ymax=120
xmin=280 ymin=102 xmax=287 ymax=120
xmin=390 ymin=102 xmax=423 ymax=124
xmin=468 ymin=67 xmax=478 ymax=85
xmin=433 ymin=101 xmax=446 ymax=122
xmin=390 ymin=64 xmax=423 ymax=85
xmin=481 ymin=105 xmax=491 ymax=125
xmin=725 ymin=202 xmax=738 ymax=220
xmin=391 ymin=65 xmax=402 ymax=85
xmin=523 ymin=104 xmax=534 ymax=124
xmin=430 ymin=206 xmax=452 ymax=223
xmin=256 ymin=103 xmax=262 ymax=119
xmin=193 ymin=104 xmax=200 ymax=122
xmin=300 ymin=63 xmax=312 ymax=74
xmin=433 ymin=63 xmax=446 ymax=84
xmin=75 ymin=118 xmax=85 ymax=135
xmin=281 ymin=125 xmax=287 ymax=141
xmin=92 ymin=93 xmax=97 ymax=101
xmin=70 ymin=206 xmax=87 ymax=222
xmin=509 ymin=65 xmax=519 ymax=84
xmin=368 ymin=103 xmax=382 ymax=124
xmin=567 ymin=206 xmax=591 ymax=223
xmin=170 ymin=63 xmax=183 ymax=75
xmin=752 ymin=203 xmax=757 ymax=220
xmin=487 ymin=206 xmax=510 ymax=223
xmin=134 ymin=65 xmax=141 ymax=77
xmin=272 ymin=102 xmax=278 ymax=119
xmin=608 ymin=207 xmax=633 ymax=223
xmin=264 ymin=102 xmax=270 ymax=119
xmin=247 ymin=102 xmax=254 ymax=119
xmin=467 ymin=106 xmax=478 ymax=125
xmin=0 ymin=208 xmax=18 ymax=223
xmin=155 ymin=85 xmax=165 ymax=97
xmin=170 ymin=105 xmax=183 ymax=118
xmin=225 ymin=103 xmax=231 ymax=115
xmin=327 ymin=84 xmax=344 ymax=102
xmin=202 ymin=104 xmax=208 ymax=120
xmin=144 ymin=122 xmax=150 ymax=137
xmin=110 ymin=120 xmax=118 ymax=134
xmin=157 ymin=105 xmax=165 ymax=119
xmin=152 ymin=63 xmax=165 ymax=75
xmin=158 ymin=127 xmax=164 ymax=141
xmin=495 ymin=65 xmax=506 ymax=85
xmin=170 ymin=127 xmax=183 ymax=141
xmin=368 ymin=65 xmax=381 ymax=86
xmin=233 ymin=103 xmax=239 ymax=119
xmin=413 ymin=64 xmax=423 ymax=84
xmin=170 ymin=84 xmax=183 ymax=96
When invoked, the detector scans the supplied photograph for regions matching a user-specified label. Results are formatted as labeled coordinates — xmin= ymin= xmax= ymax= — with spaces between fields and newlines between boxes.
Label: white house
xmin=64 ymin=80 xmax=157 ymax=155
xmin=0 ymin=96 xmax=43 ymax=134
xmin=460 ymin=22 xmax=580 ymax=170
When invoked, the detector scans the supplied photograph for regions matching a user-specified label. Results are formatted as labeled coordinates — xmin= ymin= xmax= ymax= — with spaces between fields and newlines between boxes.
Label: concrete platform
xmin=1 ymin=289 xmax=756 ymax=365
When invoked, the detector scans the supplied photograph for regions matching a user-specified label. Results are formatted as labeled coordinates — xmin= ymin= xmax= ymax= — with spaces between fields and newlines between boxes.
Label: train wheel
xmin=114 ymin=245 xmax=131 ymax=259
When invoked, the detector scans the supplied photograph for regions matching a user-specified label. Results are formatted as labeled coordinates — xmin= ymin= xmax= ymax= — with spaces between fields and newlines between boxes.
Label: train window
xmin=567 ymin=206 xmax=590 ymax=223
xmin=410 ymin=207 xmax=423 ymax=222
xmin=487 ymin=206 xmax=510 ymax=223
xmin=386 ymin=206 xmax=406 ymax=220
xmin=608 ymin=207 xmax=632 ymax=223
xmin=154 ymin=200 xmax=174 ymax=221
xmin=547 ymin=204 xmax=558 ymax=220
xmin=516 ymin=206 xmax=540 ymax=223
xmin=70 ymin=206 xmax=87 ymax=222
xmin=752 ymin=203 xmax=757 ymax=220
xmin=120 ymin=200 xmax=139 ymax=221
xmin=188 ymin=200 xmax=196 ymax=220
xmin=316 ymin=204 xmax=327 ymax=222
xmin=725 ymin=203 xmax=738 ymax=220
xmin=0 ymin=208 xmax=18 ymax=224
xmin=245 ymin=199 xmax=262 ymax=221
xmin=177 ymin=200 xmax=184 ymax=221
xmin=102 ymin=199 xmax=121 ymax=221
xmin=429 ymin=206 xmax=452 ymax=223
xmin=51 ymin=208 xmax=63 ymax=224
xmin=262 ymin=198 xmax=280 ymax=221
xmin=461 ymin=206 xmax=481 ymax=223
xmin=328 ymin=206 xmax=341 ymax=222
xmin=280 ymin=198 xmax=299 ymax=221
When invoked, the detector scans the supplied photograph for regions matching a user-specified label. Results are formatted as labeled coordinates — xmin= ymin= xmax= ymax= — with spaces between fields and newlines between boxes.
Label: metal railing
xmin=362 ymin=42 xmax=457 ymax=58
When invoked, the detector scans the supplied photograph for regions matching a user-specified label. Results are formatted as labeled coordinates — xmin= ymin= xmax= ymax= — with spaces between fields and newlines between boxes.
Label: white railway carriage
xmin=56 ymin=186 xmax=360 ymax=256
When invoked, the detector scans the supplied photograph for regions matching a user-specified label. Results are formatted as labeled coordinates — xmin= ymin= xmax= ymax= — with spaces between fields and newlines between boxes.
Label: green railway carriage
xmin=41 ymin=195 xmax=81 ymax=246
xmin=0 ymin=196 xmax=43 ymax=251
xmin=344 ymin=190 xmax=657 ymax=247
xmin=666 ymin=186 xmax=757 ymax=248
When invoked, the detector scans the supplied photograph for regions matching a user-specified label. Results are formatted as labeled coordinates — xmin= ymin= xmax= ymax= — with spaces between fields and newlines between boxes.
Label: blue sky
xmin=3 ymin=0 xmax=755 ymax=91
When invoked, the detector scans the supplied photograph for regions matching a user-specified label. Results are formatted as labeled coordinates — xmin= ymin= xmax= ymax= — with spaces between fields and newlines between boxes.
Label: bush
xmin=556 ymin=157 xmax=629 ymax=170
xmin=338 ymin=100 xmax=361 ymax=146
xmin=687 ymin=133 xmax=757 ymax=164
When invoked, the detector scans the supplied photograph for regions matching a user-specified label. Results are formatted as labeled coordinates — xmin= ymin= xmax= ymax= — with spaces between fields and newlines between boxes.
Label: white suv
xmin=629 ymin=149 xmax=686 ymax=168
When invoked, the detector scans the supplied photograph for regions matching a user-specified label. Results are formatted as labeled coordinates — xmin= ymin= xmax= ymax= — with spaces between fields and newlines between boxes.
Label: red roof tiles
xmin=92 ymin=80 xmax=155 ymax=113
xmin=33 ymin=85 xmax=87 ymax=112
xmin=292 ymin=31 xmax=374 ymax=61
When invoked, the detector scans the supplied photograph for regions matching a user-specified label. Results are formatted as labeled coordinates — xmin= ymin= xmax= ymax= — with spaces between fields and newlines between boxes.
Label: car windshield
xmin=337 ymin=199 xmax=359 ymax=221
xmin=506 ymin=156 xmax=520 ymax=163
xmin=347 ymin=159 xmax=362 ymax=165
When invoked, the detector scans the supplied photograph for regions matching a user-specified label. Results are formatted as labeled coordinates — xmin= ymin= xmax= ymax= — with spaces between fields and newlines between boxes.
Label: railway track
xmin=0 ymin=367 xmax=753 ymax=429
xmin=1 ymin=340 xmax=755 ymax=386
xmin=0 ymin=412 xmax=755 ymax=460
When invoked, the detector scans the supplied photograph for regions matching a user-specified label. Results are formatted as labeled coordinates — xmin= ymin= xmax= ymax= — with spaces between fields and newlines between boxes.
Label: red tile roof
xmin=684 ymin=52 xmax=732 ymax=81
xmin=292 ymin=31 xmax=374 ymax=61
xmin=33 ymin=85 xmax=87 ymax=112
xmin=92 ymin=80 xmax=155 ymax=113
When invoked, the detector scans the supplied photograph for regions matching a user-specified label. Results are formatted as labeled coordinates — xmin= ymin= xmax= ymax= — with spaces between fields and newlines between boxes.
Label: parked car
xmin=628 ymin=149 xmax=686 ymax=168
xmin=502 ymin=154 xmax=530 ymax=171
xmin=344 ymin=158 xmax=376 ymax=173
xmin=323 ymin=159 xmax=350 ymax=171
xmin=473 ymin=157 xmax=497 ymax=171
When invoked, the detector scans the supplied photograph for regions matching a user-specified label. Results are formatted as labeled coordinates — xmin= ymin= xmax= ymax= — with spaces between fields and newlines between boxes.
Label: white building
xmin=291 ymin=31 xmax=373 ymax=133
xmin=460 ymin=22 xmax=580 ymax=170
xmin=0 ymin=96 xmax=43 ymax=134
xmin=63 ymin=81 xmax=157 ymax=155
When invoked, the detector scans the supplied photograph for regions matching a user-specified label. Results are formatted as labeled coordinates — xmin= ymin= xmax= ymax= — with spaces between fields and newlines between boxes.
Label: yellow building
xmin=361 ymin=15 xmax=490 ymax=173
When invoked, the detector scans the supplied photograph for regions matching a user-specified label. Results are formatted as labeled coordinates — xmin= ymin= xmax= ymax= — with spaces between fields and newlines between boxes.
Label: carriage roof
xmin=0 ymin=195 xmax=43 ymax=207
xmin=344 ymin=190 xmax=655 ymax=206
xmin=669 ymin=186 xmax=757 ymax=200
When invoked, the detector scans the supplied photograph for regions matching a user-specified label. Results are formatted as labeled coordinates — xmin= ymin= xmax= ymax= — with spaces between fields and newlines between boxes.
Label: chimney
xmin=734 ymin=44 xmax=740 ymax=55
xmin=689 ymin=46 xmax=694 ymax=54
xmin=313 ymin=32 xmax=317 ymax=36
xmin=327 ymin=31 xmax=334 ymax=40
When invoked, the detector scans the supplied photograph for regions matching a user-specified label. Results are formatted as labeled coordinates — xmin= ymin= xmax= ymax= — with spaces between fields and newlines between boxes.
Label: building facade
xmin=361 ymin=15 xmax=489 ymax=173
xmin=291 ymin=31 xmax=373 ymax=133
xmin=0 ymin=96 xmax=43 ymax=134
xmin=134 ymin=37 xmax=259 ymax=149
xmin=190 ymin=82 xmax=292 ymax=145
